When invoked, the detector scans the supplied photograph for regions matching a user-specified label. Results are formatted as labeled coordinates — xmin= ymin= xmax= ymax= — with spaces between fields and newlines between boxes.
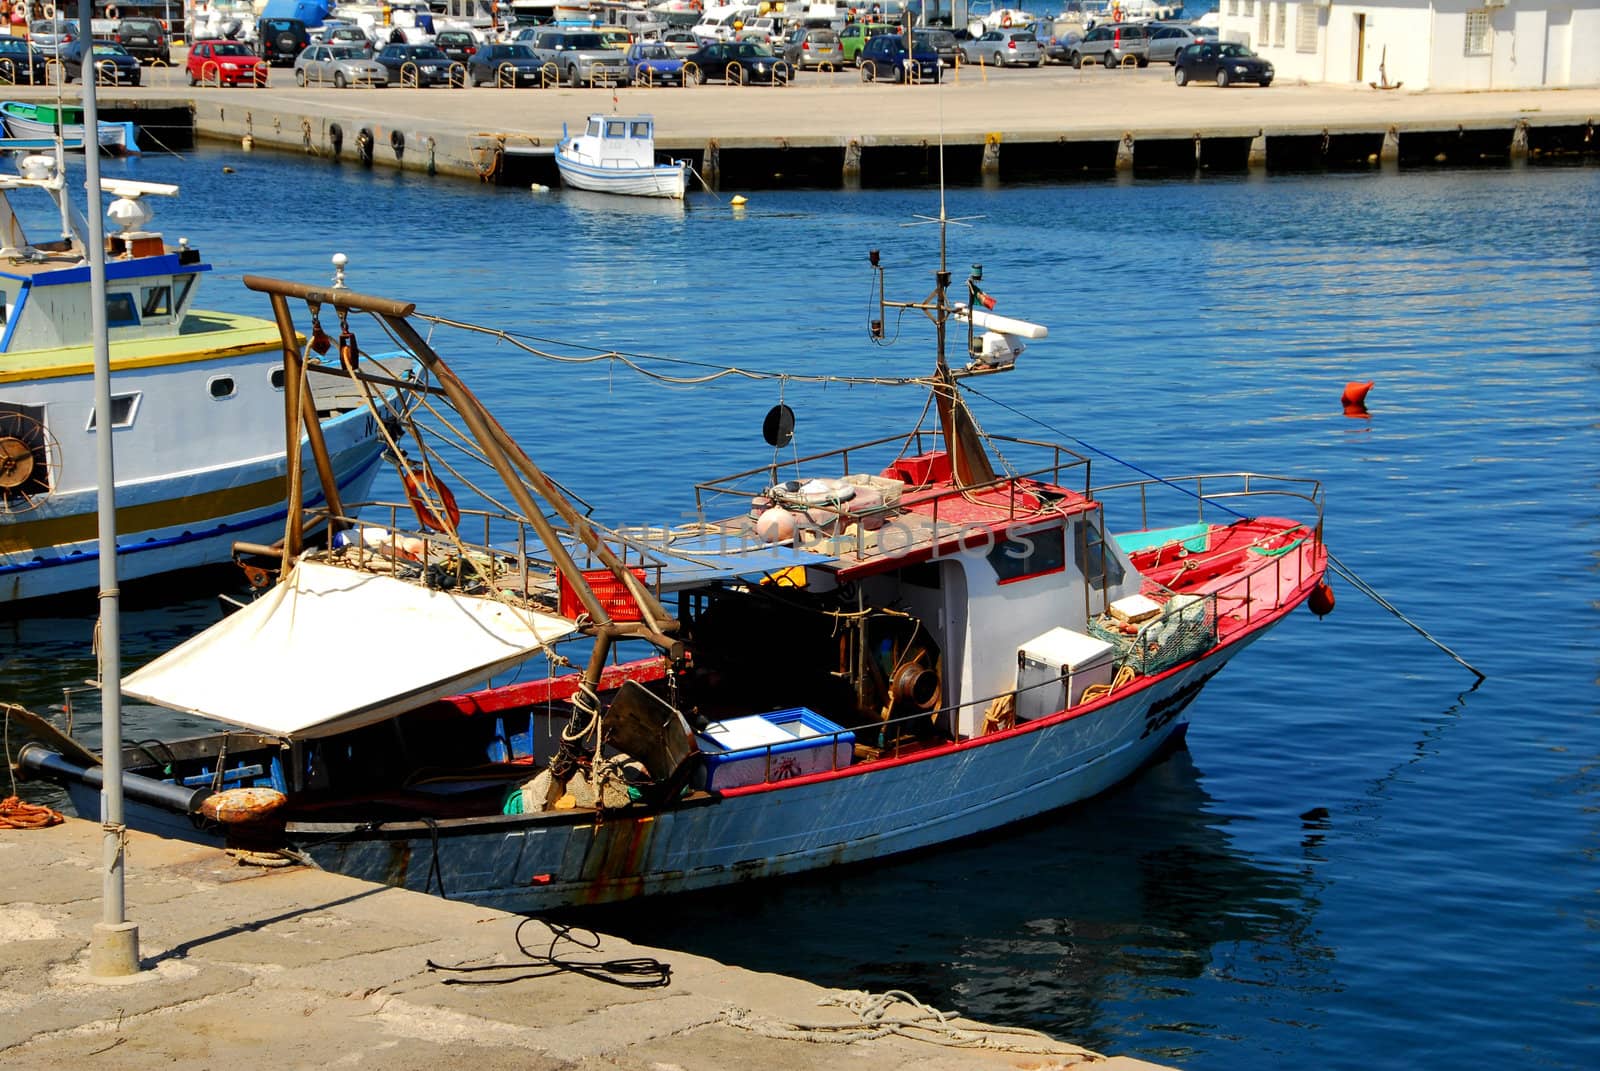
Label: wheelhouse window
xmin=605 ymin=118 xmax=626 ymax=138
xmin=1075 ymin=515 xmax=1126 ymax=593
xmin=586 ymin=118 xmax=602 ymax=136
xmin=141 ymin=284 xmax=171 ymax=319
xmin=630 ymin=120 xmax=651 ymax=138
xmin=1464 ymin=10 xmax=1491 ymax=56
xmin=173 ymin=273 xmax=197 ymax=315
xmin=106 ymin=292 xmax=138 ymax=327
xmin=987 ymin=524 xmax=1066 ymax=585
xmin=86 ymin=392 xmax=140 ymax=430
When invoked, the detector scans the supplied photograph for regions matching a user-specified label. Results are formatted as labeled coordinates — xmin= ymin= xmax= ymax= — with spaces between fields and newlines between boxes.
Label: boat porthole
xmin=270 ymin=367 xmax=286 ymax=390
xmin=208 ymin=375 xmax=236 ymax=400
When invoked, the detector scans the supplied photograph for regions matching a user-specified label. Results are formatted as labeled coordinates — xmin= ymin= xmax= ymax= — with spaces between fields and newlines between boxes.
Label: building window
xmin=1465 ymin=10 xmax=1491 ymax=55
xmin=1244 ymin=0 xmax=1254 ymax=16
xmin=1296 ymin=5 xmax=1319 ymax=52
xmin=1259 ymin=3 xmax=1271 ymax=45
xmin=1275 ymin=2 xmax=1287 ymax=47
xmin=1227 ymin=0 xmax=1238 ymax=15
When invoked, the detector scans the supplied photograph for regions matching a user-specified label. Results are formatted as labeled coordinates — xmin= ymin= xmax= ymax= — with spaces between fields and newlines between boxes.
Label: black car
xmin=859 ymin=33 xmax=941 ymax=83
xmin=467 ymin=43 xmax=546 ymax=87
xmin=433 ymin=30 xmax=479 ymax=66
xmin=61 ymin=40 xmax=142 ymax=86
xmin=257 ymin=17 xmax=310 ymax=67
xmin=0 ymin=37 xmax=48 ymax=84
xmin=1174 ymin=41 xmax=1273 ymax=87
xmin=375 ymin=42 xmax=453 ymax=86
xmin=113 ymin=17 xmax=170 ymax=64
xmin=684 ymin=41 xmax=792 ymax=85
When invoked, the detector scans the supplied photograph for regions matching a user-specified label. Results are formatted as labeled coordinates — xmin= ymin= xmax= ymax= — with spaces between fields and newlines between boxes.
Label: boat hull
xmin=555 ymin=155 xmax=688 ymax=199
xmin=288 ymin=631 xmax=1259 ymax=912
xmin=0 ymin=407 xmax=387 ymax=604
xmin=1 ymin=108 xmax=137 ymax=155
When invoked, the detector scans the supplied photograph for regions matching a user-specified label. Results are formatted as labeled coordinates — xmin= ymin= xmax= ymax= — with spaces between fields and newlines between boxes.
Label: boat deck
xmin=0 ymin=308 xmax=284 ymax=382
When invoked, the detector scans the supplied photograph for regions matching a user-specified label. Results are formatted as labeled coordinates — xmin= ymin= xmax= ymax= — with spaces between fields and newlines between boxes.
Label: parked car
xmin=0 ymin=37 xmax=49 ymax=84
xmin=1174 ymin=41 xmax=1274 ymax=87
xmin=859 ymin=33 xmax=940 ymax=83
xmin=1146 ymin=22 xmax=1212 ymax=65
xmin=26 ymin=19 xmax=78 ymax=58
xmin=1026 ymin=18 xmax=1077 ymax=64
xmin=375 ymin=42 xmax=453 ymax=85
xmin=529 ymin=29 xmax=630 ymax=87
xmin=683 ymin=40 xmax=792 ymax=85
xmin=61 ymin=40 xmax=141 ymax=85
xmin=662 ymin=29 xmax=700 ymax=59
xmin=913 ymin=28 xmax=959 ymax=67
xmin=625 ymin=41 xmax=685 ymax=86
xmin=959 ymin=29 xmax=1042 ymax=68
xmin=293 ymin=44 xmax=388 ymax=87
xmin=1069 ymin=22 xmax=1150 ymax=68
xmin=838 ymin=22 xmax=896 ymax=65
xmin=112 ymin=17 xmax=170 ymax=64
xmin=598 ymin=28 xmax=634 ymax=51
xmin=186 ymin=38 xmax=267 ymax=86
xmin=320 ymin=25 xmax=378 ymax=57
xmin=257 ymin=17 xmax=310 ymax=66
xmin=467 ymin=43 xmax=546 ymax=87
xmin=433 ymin=30 xmax=480 ymax=66
xmin=782 ymin=27 xmax=843 ymax=69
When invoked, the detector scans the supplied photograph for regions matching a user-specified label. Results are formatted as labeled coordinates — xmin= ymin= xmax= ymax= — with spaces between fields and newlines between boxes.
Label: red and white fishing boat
xmin=17 ymin=226 xmax=1331 ymax=912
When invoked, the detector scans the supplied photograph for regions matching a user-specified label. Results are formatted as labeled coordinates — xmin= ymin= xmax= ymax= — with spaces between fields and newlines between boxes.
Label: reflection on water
xmin=590 ymin=745 xmax=1330 ymax=1063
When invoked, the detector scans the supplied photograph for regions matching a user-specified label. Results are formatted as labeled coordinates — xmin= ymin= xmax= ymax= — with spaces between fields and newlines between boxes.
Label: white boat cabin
xmin=568 ymin=114 xmax=662 ymax=170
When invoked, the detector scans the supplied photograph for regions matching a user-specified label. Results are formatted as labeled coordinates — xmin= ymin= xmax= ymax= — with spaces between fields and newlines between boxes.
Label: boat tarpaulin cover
xmin=121 ymin=560 xmax=576 ymax=740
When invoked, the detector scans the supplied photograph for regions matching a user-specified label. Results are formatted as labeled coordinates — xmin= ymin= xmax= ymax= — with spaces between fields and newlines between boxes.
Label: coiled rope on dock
xmin=721 ymin=988 xmax=1102 ymax=1059
xmin=0 ymin=797 xmax=64 ymax=829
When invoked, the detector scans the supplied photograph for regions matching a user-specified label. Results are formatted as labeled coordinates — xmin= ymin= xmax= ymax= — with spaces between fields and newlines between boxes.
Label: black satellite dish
xmin=762 ymin=404 xmax=795 ymax=448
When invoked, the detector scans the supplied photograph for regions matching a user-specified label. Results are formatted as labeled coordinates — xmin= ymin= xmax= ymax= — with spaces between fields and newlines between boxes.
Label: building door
xmin=1545 ymin=9 xmax=1572 ymax=86
xmin=1353 ymin=13 xmax=1366 ymax=82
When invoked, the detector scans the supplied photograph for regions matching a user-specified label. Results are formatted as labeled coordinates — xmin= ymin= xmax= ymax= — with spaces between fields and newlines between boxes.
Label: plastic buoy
xmin=1341 ymin=380 xmax=1373 ymax=419
xmin=530 ymin=183 xmax=549 ymax=192
xmin=221 ymin=166 xmax=235 ymax=173
xmin=730 ymin=194 xmax=748 ymax=207
xmin=1309 ymin=580 xmax=1335 ymax=618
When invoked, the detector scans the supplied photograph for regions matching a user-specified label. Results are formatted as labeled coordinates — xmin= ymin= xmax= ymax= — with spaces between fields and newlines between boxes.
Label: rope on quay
xmin=721 ymin=987 xmax=1104 ymax=1059
xmin=1 ymin=797 xmax=64 ymax=829
xmin=1327 ymin=552 xmax=1485 ymax=682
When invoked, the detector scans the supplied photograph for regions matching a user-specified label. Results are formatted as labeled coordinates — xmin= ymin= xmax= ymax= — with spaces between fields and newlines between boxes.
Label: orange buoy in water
xmin=1341 ymin=380 xmax=1374 ymax=419
xmin=1309 ymin=580 xmax=1335 ymax=618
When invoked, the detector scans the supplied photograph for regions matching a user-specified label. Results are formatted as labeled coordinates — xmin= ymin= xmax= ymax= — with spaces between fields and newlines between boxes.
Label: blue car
xmin=859 ymin=33 xmax=940 ymax=83
xmin=625 ymin=41 xmax=685 ymax=86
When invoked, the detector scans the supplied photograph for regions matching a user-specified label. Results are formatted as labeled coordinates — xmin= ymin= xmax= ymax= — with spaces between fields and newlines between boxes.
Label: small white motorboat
xmin=555 ymin=114 xmax=689 ymax=200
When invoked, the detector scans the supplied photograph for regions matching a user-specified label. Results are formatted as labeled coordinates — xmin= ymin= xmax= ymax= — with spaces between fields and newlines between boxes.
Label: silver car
xmin=1146 ymin=22 xmax=1215 ymax=65
xmin=293 ymin=44 xmax=389 ymax=87
xmin=529 ymin=29 xmax=629 ymax=87
xmin=1069 ymin=22 xmax=1151 ymax=68
xmin=782 ymin=27 xmax=843 ymax=70
xmin=27 ymin=19 xmax=79 ymax=58
xmin=958 ymin=29 xmax=1043 ymax=68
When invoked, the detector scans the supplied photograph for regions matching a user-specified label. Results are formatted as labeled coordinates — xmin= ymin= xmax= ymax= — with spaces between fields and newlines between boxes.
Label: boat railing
xmin=1090 ymin=471 xmax=1326 ymax=626
xmin=693 ymin=431 xmax=1092 ymax=519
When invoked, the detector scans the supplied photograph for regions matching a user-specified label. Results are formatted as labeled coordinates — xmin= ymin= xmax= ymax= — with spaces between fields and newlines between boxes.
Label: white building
xmin=1215 ymin=1 xmax=1600 ymax=90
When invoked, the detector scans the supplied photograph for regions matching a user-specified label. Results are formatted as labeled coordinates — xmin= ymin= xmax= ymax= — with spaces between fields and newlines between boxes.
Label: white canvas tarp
xmin=122 ymin=559 xmax=576 ymax=740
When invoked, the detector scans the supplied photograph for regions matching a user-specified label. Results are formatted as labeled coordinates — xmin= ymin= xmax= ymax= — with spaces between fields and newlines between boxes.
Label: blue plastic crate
xmin=696 ymin=707 xmax=855 ymax=790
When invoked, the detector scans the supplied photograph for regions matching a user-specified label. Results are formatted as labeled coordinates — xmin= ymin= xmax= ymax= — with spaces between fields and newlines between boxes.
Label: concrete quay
xmin=0 ymin=817 xmax=1168 ymax=1071
xmin=9 ymin=67 xmax=1600 ymax=185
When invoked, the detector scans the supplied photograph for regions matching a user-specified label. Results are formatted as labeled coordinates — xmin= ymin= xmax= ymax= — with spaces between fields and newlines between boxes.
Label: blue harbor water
xmin=2 ymin=148 xmax=1596 ymax=1069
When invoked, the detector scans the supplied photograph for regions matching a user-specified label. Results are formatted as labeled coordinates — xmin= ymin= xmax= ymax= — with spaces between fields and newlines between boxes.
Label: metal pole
xmin=80 ymin=0 xmax=140 ymax=979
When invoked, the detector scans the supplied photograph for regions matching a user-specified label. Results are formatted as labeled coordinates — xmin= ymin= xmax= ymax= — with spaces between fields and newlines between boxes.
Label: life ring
xmin=1000 ymin=13 xmax=1012 ymax=27
xmin=403 ymin=467 xmax=461 ymax=533
xmin=105 ymin=4 xmax=119 ymax=19
xmin=43 ymin=3 xmax=57 ymax=17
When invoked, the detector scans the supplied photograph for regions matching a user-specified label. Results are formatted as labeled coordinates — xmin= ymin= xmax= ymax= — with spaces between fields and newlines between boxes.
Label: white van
xmin=691 ymin=4 xmax=759 ymax=42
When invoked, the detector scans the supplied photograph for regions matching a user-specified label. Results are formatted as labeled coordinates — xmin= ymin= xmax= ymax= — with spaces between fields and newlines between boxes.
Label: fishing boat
xmin=0 ymin=101 xmax=139 ymax=156
xmin=555 ymin=114 xmax=690 ymax=200
xmin=0 ymin=151 xmax=409 ymax=603
xmin=15 ymin=213 xmax=1331 ymax=912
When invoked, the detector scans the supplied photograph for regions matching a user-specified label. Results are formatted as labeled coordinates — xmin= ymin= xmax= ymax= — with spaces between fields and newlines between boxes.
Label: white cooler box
xmin=1016 ymin=627 xmax=1117 ymax=720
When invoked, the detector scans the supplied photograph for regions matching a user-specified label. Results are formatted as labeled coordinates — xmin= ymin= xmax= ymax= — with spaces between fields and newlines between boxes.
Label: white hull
xmin=1 ymin=113 xmax=134 ymax=154
xmin=556 ymin=154 xmax=688 ymax=199
xmin=291 ymin=633 xmax=1259 ymax=912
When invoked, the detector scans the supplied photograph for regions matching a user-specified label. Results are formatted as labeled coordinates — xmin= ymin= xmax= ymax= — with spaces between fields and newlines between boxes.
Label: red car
xmin=187 ymin=39 xmax=268 ymax=86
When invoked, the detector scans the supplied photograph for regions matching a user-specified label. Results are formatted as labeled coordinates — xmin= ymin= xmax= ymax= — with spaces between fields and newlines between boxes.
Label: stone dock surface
xmin=1 ymin=817 xmax=1168 ymax=1071
xmin=8 ymin=71 xmax=1600 ymax=181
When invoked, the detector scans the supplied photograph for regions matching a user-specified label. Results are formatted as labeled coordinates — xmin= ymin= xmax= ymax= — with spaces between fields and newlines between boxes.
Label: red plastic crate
xmin=558 ymin=567 xmax=650 ymax=622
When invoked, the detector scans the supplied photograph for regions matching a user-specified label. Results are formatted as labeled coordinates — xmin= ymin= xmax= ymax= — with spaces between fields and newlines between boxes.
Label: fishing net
xmin=1090 ymin=592 xmax=1218 ymax=677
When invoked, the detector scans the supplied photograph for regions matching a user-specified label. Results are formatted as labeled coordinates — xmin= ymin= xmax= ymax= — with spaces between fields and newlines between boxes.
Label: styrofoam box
xmin=1016 ymin=627 xmax=1117 ymax=720
xmin=696 ymin=707 xmax=855 ymax=790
